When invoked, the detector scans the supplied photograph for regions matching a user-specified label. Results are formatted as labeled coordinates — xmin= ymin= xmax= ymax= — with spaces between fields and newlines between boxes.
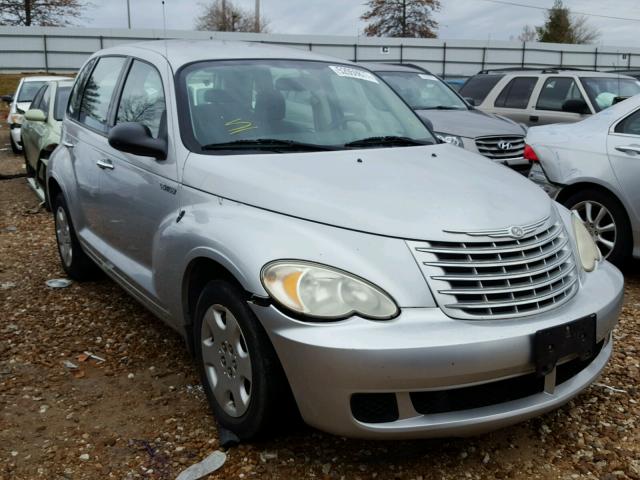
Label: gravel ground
xmin=1 ymin=127 xmax=639 ymax=480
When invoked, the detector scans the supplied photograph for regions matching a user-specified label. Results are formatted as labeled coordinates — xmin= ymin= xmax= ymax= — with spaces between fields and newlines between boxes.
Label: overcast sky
xmin=82 ymin=0 xmax=640 ymax=47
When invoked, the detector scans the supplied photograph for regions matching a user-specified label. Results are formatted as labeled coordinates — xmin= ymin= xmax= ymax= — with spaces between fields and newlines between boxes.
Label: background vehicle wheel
xmin=563 ymin=189 xmax=632 ymax=269
xmin=52 ymin=193 xmax=100 ymax=281
xmin=10 ymin=135 xmax=21 ymax=154
xmin=194 ymin=280 xmax=291 ymax=440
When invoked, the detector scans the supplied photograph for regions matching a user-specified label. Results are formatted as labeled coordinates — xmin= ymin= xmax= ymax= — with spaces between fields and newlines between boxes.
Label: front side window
xmin=68 ymin=58 xmax=96 ymax=119
xmin=177 ymin=60 xmax=434 ymax=154
xmin=536 ymin=77 xmax=586 ymax=112
xmin=615 ymin=109 xmax=640 ymax=135
xmin=458 ymin=74 xmax=504 ymax=105
xmin=54 ymin=86 xmax=72 ymax=121
xmin=78 ymin=56 xmax=126 ymax=133
xmin=40 ymin=85 xmax=51 ymax=115
xmin=18 ymin=81 xmax=47 ymax=103
xmin=116 ymin=60 xmax=166 ymax=138
xmin=494 ymin=77 xmax=537 ymax=109
xmin=377 ymin=71 xmax=468 ymax=110
xmin=581 ymin=77 xmax=640 ymax=112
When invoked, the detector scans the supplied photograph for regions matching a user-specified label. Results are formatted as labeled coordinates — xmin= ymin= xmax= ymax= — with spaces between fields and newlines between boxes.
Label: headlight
xmin=261 ymin=261 xmax=399 ymax=320
xmin=9 ymin=113 xmax=23 ymax=125
xmin=434 ymin=132 xmax=464 ymax=148
xmin=572 ymin=213 xmax=602 ymax=272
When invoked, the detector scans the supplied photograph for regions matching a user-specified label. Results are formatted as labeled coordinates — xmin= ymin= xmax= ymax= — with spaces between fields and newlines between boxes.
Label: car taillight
xmin=524 ymin=144 xmax=539 ymax=162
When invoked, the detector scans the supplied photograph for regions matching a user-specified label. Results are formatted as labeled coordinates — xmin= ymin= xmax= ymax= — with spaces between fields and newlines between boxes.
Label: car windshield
xmin=580 ymin=77 xmax=640 ymax=112
xmin=177 ymin=60 xmax=435 ymax=153
xmin=54 ymin=86 xmax=71 ymax=121
xmin=377 ymin=71 xmax=468 ymax=110
xmin=17 ymin=81 xmax=47 ymax=102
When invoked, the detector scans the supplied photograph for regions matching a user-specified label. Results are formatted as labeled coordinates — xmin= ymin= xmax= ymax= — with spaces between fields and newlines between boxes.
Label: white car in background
xmin=3 ymin=76 xmax=69 ymax=153
xmin=527 ymin=94 xmax=640 ymax=268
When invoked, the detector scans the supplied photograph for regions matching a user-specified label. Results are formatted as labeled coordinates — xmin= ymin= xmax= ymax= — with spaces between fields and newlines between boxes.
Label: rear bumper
xmin=252 ymin=262 xmax=623 ymax=439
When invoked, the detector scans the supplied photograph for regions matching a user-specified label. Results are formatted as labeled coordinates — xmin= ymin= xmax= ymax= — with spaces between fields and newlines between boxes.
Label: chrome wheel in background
xmin=572 ymin=200 xmax=616 ymax=259
xmin=200 ymin=304 xmax=253 ymax=417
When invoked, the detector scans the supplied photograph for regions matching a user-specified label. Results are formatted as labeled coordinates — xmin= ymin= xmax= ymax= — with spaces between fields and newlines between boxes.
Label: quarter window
xmin=494 ymin=77 xmax=537 ymax=109
xmin=536 ymin=77 xmax=586 ymax=112
xmin=116 ymin=60 xmax=166 ymax=138
xmin=78 ymin=56 xmax=126 ymax=133
xmin=615 ymin=109 xmax=640 ymax=135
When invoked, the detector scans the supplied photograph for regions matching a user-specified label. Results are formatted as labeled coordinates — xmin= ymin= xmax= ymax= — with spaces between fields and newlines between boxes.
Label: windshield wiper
xmin=344 ymin=136 xmax=431 ymax=148
xmin=417 ymin=105 xmax=463 ymax=110
xmin=201 ymin=138 xmax=338 ymax=152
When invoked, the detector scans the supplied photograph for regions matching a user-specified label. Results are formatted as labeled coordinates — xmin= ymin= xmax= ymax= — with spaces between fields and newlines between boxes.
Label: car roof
xmin=359 ymin=62 xmax=428 ymax=74
xmin=20 ymin=75 xmax=70 ymax=82
xmin=476 ymin=68 xmax=635 ymax=79
xmin=93 ymin=39 xmax=357 ymax=69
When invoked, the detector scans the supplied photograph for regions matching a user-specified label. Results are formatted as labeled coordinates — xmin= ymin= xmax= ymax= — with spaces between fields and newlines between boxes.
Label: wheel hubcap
xmin=55 ymin=206 xmax=73 ymax=267
xmin=572 ymin=200 xmax=616 ymax=259
xmin=200 ymin=304 xmax=252 ymax=417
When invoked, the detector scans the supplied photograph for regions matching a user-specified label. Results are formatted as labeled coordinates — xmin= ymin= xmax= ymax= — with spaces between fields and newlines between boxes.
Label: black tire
xmin=52 ymin=193 xmax=100 ymax=281
xmin=563 ymin=188 xmax=632 ymax=269
xmin=194 ymin=280 xmax=292 ymax=440
xmin=10 ymin=134 xmax=21 ymax=154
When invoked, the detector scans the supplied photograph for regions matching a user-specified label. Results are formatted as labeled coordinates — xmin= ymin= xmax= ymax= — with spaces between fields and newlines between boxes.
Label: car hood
xmin=182 ymin=144 xmax=552 ymax=241
xmin=416 ymin=109 xmax=525 ymax=138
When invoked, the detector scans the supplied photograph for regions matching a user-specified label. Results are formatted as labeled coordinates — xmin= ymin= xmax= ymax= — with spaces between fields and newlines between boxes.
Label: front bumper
xmin=9 ymin=125 xmax=22 ymax=148
xmin=251 ymin=262 xmax=623 ymax=439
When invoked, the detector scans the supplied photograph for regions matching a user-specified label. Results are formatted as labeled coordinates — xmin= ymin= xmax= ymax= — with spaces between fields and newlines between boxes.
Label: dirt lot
xmin=1 ymin=126 xmax=639 ymax=480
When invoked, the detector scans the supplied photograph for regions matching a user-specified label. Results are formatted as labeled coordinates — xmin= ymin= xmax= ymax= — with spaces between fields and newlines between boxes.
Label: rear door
xmin=607 ymin=108 xmax=640 ymax=224
xmin=533 ymin=76 xmax=591 ymax=125
xmin=21 ymin=84 xmax=47 ymax=171
xmin=95 ymin=56 xmax=178 ymax=304
xmin=490 ymin=76 xmax=539 ymax=125
xmin=63 ymin=56 xmax=127 ymax=246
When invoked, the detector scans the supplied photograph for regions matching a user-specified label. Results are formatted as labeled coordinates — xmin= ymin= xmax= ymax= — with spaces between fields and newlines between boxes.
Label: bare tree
xmin=0 ymin=0 xmax=86 ymax=26
xmin=518 ymin=25 xmax=537 ymax=42
xmin=361 ymin=0 xmax=441 ymax=38
xmin=195 ymin=0 xmax=269 ymax=33
xmin=570 ymin=15 xmax=600 ymax=44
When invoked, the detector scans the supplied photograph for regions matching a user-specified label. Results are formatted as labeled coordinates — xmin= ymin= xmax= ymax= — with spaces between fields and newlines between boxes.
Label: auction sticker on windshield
xmin=329 ymin=65 xmax=379 ymax=83
xmin=419 ymin=74 xmax=438 ymax=81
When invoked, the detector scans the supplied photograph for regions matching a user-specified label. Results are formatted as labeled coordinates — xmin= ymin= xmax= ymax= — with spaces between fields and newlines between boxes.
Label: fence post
xmin=99 ymin=35 xmax=104 ymax=49
xmin=308 ymin=43 xmax=312 ymax=51
xmin=521 ymin=41 xmax=526 ymax=68
xmin=629 ymin=53 xmax=633 ymax=69
xmin=43 ymin=34 xmax=49 ymax=72
xmin=442 ymin=42 xmax=447 ymax=78
xmin=560 ymin=50 xmax=564 ymax=67
xmin=594 ymin=47 xmax=598 ymax=70
xmin=481 ymin=47 xmax=486 ymax=71
xmin=400 ymin=43 xmax=403 ymax=64
xmin=354 ymin=43 xmax=357 ymax=62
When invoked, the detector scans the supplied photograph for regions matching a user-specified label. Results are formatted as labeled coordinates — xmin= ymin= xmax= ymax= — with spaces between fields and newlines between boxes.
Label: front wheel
xmin=194 ymin=280 xmax=291 ymax=440
xmin=52 ymin=193 xmax=100 ymax=281
xmin=563 ymin=189 xmax=632 ymax=269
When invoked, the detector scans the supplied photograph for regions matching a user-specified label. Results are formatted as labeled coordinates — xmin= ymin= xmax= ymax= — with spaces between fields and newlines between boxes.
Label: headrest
xmin=254 ymin=89 xmax=285 ymax=121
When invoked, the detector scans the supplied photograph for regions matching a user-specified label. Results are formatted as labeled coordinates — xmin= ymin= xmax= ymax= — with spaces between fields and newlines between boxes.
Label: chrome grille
xmin=409 ymin=220 xmax=578 ymax=320
xmin=475 ymin=135 xmax=525 ymax=160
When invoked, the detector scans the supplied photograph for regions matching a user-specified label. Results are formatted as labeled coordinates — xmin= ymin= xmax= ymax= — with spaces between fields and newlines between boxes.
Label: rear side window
xmin=78 ymin=56 xmax=127 ymax=133
xmin=68 ymin=58 xmax=97 ymax=119
xmin=536 ymin=77 xmax=585 ymax=111
xmin=494 ymin=77 xmax=537 ymax=109
xmin=54 ymin=86 xmax=71 ymax=121
xmin=615 ymin=109 xmax=640 ymax=135
xmin=458 ymin=75 xmax=504 ymax=104
xmin=116 ymin=60 xmax=166 ymax=138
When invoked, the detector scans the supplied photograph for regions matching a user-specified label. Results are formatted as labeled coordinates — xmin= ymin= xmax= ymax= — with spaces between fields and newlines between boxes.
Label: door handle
xmin=529 ymin=115 xmax=539 ymax=122
xmin=615 ymin=145 xmax=640 ymax=155
xmin=96 ymin=159 xmax=114 ymax=170
xmin=63 ymin=141 xmax=75 ymax=148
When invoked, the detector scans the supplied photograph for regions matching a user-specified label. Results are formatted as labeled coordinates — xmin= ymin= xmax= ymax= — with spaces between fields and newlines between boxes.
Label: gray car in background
xmin=48 ymin=40 xmax=622 ymax=441
xmin=363 ymin=63 xmax=529 ymax=173
xmin=527 ymin=93 xmax=640 ymax=269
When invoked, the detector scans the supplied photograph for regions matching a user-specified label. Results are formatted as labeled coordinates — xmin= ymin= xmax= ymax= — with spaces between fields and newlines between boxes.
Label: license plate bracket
xmin=533 ymin=314 xmax=596 ymax=377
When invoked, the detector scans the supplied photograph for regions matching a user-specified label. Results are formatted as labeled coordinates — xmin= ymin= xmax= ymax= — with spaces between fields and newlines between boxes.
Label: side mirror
xmin=464 ymin=97 xmax=476 ymax=106
xmin=562 ymin=99 xmax=590 ymax=115
xmin=1 ymin=94 xmax=13 ymax=104
xmin=25 ymin=109 xmax=46 ymax=122
xmin=108 ymin=122 xmax=167 ymax=160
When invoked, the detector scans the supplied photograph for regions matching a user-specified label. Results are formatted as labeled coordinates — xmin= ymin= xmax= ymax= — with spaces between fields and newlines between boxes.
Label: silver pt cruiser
xmin=48 ymin=40 xmax=623 ymax=440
